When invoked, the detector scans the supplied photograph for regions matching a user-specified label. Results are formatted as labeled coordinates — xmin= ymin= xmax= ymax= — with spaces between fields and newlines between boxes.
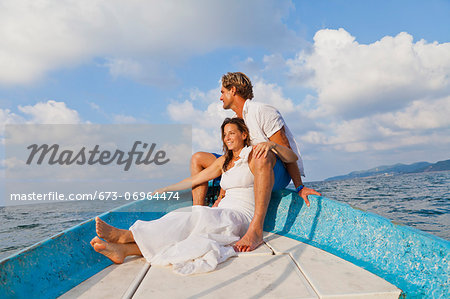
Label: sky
xmin=0 ymin=0 xmax=449 ymax=182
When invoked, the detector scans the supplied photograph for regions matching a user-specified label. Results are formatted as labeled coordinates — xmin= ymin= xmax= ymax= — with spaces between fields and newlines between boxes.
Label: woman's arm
xmin=212 ymin=188 xmax=226 ymax=208
xmin=153 ymin=156 xmax=224 ymax=194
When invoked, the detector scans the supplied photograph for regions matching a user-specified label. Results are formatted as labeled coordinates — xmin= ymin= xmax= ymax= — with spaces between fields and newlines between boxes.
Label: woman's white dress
xmin=129 ymin=146 xmax=254 ymax=275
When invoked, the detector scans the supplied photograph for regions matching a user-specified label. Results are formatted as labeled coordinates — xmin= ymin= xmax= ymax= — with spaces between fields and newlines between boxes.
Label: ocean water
xmin=0 ymin=199 xmax=128 ymax=261
xmin=307 ymin=171 xmax=450 ymax=240
xmin=0 ymin=171 xmax=449 ymax=260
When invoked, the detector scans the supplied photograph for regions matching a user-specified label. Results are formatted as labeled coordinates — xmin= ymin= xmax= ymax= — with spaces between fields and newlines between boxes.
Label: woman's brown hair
xmin=221 ymin=118 xmax=251 ymax=172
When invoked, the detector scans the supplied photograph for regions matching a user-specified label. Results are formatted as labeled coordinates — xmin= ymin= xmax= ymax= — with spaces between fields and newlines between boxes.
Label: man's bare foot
xmin=234 ymin=229 xmax=263 ymax=252
xmin=90 ymin=236 xmax=126 ymax=264
xmin=95 ymin=217 xmax=134 ymax=243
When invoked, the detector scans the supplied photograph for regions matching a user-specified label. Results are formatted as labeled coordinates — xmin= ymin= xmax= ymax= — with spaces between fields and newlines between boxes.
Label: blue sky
xmin=1 ymin=0 xmax=449 ymax=181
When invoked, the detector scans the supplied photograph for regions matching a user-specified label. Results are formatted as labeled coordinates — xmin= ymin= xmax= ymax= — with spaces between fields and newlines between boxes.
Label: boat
xmin=1 ymin=188 xmax=449 ymax=298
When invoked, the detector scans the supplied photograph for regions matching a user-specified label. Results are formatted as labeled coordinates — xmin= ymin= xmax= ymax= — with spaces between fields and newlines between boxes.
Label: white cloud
xmin=262 ymin=54 xmax=287 ymax=73
xmin=170 ymin=56 xmax=449 ymax=180
xmin=380 ymin=96 xmax=450 ymax=130
xmin=253 ymin=80 xmax=295 ymax=114
xmin=167 ymin=81 xmax=316 ymax=152
xmin=279 ymin=28 xmax=450 ymax=176
xmin=164 ymin=27 xmax=450 ymax=179
xmin=0 ymin=0 xmax=298 ymax=85
xmin=237 ymin=57 xmax=263 ymax=77
xmin=0 ymin=109 xmax=23 ymax=125
xmin=300 ymin=95 xmax=450 ymax=154
xmin=1 ymin=100 xmax=81 ymax=127
xmin=0 ymin=100 xmax=82 ymax=147
xmin=0 ymin=108 xmax=24 ymax=145
xmin=167 ymin=100 xmax=201 ymax=124
xmin=192 ymin=128 xmax=223 ymax=153
xmin=18 ymin=101 xmax=81 ymax=124
xmin=188 ymin=86 xmax=220 ymax=104
xmin=167 ymin=97 xmax=232 ymax=151
xmin=288 ymin=28 xmax=450 ymax=119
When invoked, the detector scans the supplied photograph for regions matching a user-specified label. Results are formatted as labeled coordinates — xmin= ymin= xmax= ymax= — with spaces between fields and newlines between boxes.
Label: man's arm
xmin=252 ymin=141 xmax=298 ymax=163
xmin=267 ymin=127 xmax=321 ymax=207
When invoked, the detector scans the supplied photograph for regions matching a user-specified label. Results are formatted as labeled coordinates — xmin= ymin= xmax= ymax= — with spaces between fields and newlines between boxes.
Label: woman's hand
xmin=150 ymin=187 xmax=165 ymax=196
xmin=212 ymin=197 xmax=223 ymax=207
xmin=212 ymin=190 xmax=225 ymax=208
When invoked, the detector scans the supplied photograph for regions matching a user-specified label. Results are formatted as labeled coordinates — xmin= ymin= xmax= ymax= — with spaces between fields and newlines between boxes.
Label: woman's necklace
xmin=231 ymin=148 xmax=242 ymax=162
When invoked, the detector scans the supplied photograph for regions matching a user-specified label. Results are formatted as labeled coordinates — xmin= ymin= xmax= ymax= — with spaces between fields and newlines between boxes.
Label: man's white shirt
xmin=241 ymin=100 xmax=305 ymax=177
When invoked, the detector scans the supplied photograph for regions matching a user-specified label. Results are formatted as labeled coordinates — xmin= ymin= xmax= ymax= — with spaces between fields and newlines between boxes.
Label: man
xmin=191 ymin=72 xmax=320 ymax=252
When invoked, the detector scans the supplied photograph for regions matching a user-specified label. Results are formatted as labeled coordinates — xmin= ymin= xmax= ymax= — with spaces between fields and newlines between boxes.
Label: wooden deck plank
xmin=60 ymin=233 xmax=402 ymax=298
xmin=58 ymin=257 xmax=149 ymax=299
xmin=263 ymin=232 xmax=402 ymax=298
xmin=133 ymin=255 xmax=318 ymax=298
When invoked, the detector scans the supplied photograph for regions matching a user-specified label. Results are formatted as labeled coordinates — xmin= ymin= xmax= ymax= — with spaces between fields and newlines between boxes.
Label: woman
xmin=91 ymin=118 xmax=298 ymax=275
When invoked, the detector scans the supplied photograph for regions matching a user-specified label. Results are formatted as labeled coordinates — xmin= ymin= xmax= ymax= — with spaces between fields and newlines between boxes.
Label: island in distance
xmin=325 ymin=159 xmax=450 ymax=181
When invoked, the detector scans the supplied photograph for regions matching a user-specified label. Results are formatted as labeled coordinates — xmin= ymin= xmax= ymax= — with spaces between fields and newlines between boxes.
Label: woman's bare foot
xmin=95 ymin=217 xmax=134 ymax=243
xmin=233 ymin=229 xmax=263 ymax=252
xmin=90 ymin=236 xmax=126 ymax=264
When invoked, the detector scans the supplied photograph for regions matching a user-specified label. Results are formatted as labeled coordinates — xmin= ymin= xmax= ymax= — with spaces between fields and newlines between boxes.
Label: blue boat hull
xmin=1 ymin=190 xmax=449 ymax=298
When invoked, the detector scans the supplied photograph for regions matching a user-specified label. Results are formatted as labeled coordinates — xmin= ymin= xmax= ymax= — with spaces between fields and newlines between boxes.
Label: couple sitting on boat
xmin=91 ymin=72 xmax=320 ymax=275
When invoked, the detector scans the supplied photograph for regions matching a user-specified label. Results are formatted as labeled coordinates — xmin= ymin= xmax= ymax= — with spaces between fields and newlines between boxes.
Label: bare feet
xmin=90 ymin=236 xmax=126 ymax=264
xmin=95 ymin=217 xmax=134 ymax=243
xmin=234 ymin=228 xmax=263 ymax=252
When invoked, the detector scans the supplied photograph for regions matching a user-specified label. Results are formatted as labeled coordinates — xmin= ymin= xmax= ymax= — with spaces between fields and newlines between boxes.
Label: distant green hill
xmin=325 ymin=159 xmax=450 ymax=181
xmin=415 ymin=159 xmax=450 ymax=172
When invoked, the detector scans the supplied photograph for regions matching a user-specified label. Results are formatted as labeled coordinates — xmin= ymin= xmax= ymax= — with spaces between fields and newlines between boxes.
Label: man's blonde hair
xmin=221 ymin=72 xmax=254 ymax=100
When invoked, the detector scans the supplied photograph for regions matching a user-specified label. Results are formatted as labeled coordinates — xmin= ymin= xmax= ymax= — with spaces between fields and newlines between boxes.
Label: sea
xmin=0 ymin=171 xmax=449 ymax=260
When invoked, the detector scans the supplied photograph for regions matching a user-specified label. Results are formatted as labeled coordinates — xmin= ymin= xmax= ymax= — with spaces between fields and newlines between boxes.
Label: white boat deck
xmin=60 ymin=233 xmax=401 ymax=298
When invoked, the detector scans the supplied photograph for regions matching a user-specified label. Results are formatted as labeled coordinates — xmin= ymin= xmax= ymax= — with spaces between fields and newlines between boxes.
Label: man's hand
xmin=298 ymin=186 xmax=321 ymax=207
xmin=252 ymin=141 xmax=275 ymax=159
